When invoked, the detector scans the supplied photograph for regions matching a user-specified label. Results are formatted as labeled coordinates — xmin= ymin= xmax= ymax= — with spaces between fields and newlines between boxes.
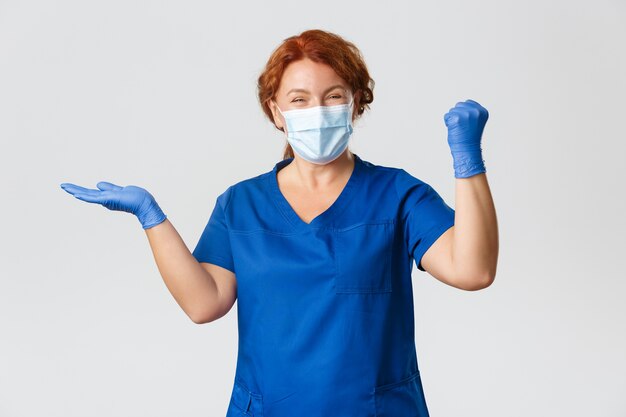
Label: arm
xmin=420 ymin=99 xmax=498 ymax=290
xmin=421 ymin=172 xmax=498 ymax=290
xmin=59 ymin=180 xmax=236 ymax=323
xmin=145 ymin=219 xmax=237 ymax=324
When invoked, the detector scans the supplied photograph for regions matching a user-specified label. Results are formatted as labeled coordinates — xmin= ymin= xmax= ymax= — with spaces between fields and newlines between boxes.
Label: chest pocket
xmin=334 ymin=220 xmax=395 ymax=294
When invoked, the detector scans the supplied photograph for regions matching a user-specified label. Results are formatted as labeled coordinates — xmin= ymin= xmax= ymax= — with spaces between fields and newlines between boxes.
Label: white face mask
xmin=274 ymin=97 xmax=354 ymax=165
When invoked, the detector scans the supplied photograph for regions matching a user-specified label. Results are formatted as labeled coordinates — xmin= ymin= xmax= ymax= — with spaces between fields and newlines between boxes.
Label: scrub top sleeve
xmin=395 ymin=169 xmax=455 ymax=272
xmin=191 ymin=186 xmax=236 ymax=274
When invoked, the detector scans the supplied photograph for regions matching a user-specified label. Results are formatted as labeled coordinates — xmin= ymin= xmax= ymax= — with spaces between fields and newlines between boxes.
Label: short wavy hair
xmin=257 ymin=29 xmax=375 ymax=160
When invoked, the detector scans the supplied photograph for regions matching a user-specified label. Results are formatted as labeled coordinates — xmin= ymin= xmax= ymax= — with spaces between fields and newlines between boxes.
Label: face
xmin=270 ymin=58 xmax=358 ymax=133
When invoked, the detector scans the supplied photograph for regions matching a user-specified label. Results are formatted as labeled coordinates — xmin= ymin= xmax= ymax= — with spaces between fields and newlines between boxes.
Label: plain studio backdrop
xmin=1 ymin=0 xmax=624 ymax=416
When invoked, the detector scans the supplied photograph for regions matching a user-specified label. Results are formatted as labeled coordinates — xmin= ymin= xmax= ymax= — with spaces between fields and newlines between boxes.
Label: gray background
xmin=1 ymin=0 xmax=624 ymax=416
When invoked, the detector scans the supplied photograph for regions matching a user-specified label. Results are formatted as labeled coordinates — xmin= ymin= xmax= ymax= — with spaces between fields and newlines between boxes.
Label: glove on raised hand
xmin=60 ymin=181 xmax=167 ymax=229
xmin=444 ymin=99 xmax=489 ymax=178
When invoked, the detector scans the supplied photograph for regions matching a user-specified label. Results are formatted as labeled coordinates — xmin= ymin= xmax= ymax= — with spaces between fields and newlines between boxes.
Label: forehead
xmin=278 ymin=58 xmax=347 ymax=93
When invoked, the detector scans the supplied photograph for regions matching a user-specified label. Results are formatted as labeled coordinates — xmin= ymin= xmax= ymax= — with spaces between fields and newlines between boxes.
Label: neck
xmin=288 ymin=150 xmax=354 ymax=190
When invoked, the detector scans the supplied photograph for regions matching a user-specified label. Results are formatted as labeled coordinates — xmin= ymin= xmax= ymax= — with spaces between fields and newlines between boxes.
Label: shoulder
xmin=358 ymin=156 xmax=431 ymax=201
xmin=216 ymin=169 xmax=273 ymax=209
xmin=359 ymin=155 xmax=402 ymax=182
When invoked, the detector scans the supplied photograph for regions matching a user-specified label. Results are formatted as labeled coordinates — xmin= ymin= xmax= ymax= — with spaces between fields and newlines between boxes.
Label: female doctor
xmin=60 ymin=29 xmax=498 ymax=417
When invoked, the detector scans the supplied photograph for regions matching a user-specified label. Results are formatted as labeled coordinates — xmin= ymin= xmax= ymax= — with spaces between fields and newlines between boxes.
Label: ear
xmin=352 ymin=90 xmax=362 ymax=120
xmin=270 ymin=100 xmax=285 ymax=131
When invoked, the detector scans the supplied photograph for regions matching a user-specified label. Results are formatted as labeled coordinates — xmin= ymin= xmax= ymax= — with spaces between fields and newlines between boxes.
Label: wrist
xmin=451 ymin=150 xmax=486 ymax=178
xmin=138 ymin=199 xmax=167 ymax=229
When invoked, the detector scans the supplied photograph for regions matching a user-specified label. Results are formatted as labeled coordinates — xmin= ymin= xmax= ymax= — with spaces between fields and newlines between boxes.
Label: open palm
xmin=60 ymin=181 xmax=167 ymax=229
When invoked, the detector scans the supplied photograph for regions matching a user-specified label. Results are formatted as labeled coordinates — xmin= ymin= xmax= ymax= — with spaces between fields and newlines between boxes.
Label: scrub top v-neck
xmin=192 ymin=153 xmax=456 ymax=417
xmin=268 ymin=154 xmax=361 ymax=230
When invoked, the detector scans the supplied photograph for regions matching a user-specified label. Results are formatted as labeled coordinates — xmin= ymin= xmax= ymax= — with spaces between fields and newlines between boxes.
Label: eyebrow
xmin=286 ymin=84 xmax=347 ymax=95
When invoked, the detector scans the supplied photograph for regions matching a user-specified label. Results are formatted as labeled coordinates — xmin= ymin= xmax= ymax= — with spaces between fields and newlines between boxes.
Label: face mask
xmin=274 ymin=97 xmax=354 ymax=165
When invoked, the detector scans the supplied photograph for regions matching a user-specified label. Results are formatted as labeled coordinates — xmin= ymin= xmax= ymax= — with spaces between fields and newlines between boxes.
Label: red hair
xmin=257 ymin=29 xmax=375 ymax=160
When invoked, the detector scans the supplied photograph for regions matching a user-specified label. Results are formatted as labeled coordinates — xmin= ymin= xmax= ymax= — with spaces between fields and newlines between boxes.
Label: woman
xmin=60 ymin=29 xmax=498 ymax=417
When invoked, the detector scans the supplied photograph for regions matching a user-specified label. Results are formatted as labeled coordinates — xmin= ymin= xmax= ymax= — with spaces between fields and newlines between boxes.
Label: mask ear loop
xmin=271 ymin=100 xmax=289 ymax=135
xmin=272 ymin=100 xmax=285 ymax=116
xmin=345 ymin=94 xmax=356 ymax=125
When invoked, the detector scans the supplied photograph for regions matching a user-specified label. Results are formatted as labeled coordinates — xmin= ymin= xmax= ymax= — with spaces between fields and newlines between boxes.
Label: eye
xmin=329 ymin=95 xmax=342 ymax=99
xmin=291 ymin=98 xmax=305 ymax=103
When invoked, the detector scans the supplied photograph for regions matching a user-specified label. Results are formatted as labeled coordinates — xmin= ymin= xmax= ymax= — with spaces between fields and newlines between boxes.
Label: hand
xmin=60 ymin=181 xmax=167 ymax=229
xmin=444 ymin=99 xmax=489 ymax=178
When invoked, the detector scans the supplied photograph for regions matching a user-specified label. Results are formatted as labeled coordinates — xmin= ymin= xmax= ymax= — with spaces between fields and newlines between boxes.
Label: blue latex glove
xmin=444 ymin=99 xmax=489 ymax=178
xmin=60 ymin=181 xmax=167 ymax=229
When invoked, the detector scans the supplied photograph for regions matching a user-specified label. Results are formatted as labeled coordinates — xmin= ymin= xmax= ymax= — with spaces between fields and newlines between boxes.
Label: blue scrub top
xmin=192 ymin=153 xmax=455 ymax=417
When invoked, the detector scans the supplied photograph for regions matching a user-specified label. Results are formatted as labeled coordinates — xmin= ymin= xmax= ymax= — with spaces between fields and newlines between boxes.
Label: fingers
xmin=72 ymin=193 xmax=104 ymax=204
xmin=61 ymin=182 xmax=120 ymax=195
xmin=444 ymin=112 xmax=458 ymax=124
xmin=455 ymin=99 xmax=489 ymax=122
xmin=74 ymin=188 xmax=105 ymax=198
xmin=459 ymin=99 xmax=481 ymax=106
xmin=454 ymin=99 xmax=487 ymax=112
xmin=60 ymin=183 xmax=94 ymax=195
xmin=60 ymin=182 xmax=107 ymax=204
xmin=97 ymin=181 xmax=123 ymax=191
xmin=446 ymin=99 xmax=488 ymax=122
